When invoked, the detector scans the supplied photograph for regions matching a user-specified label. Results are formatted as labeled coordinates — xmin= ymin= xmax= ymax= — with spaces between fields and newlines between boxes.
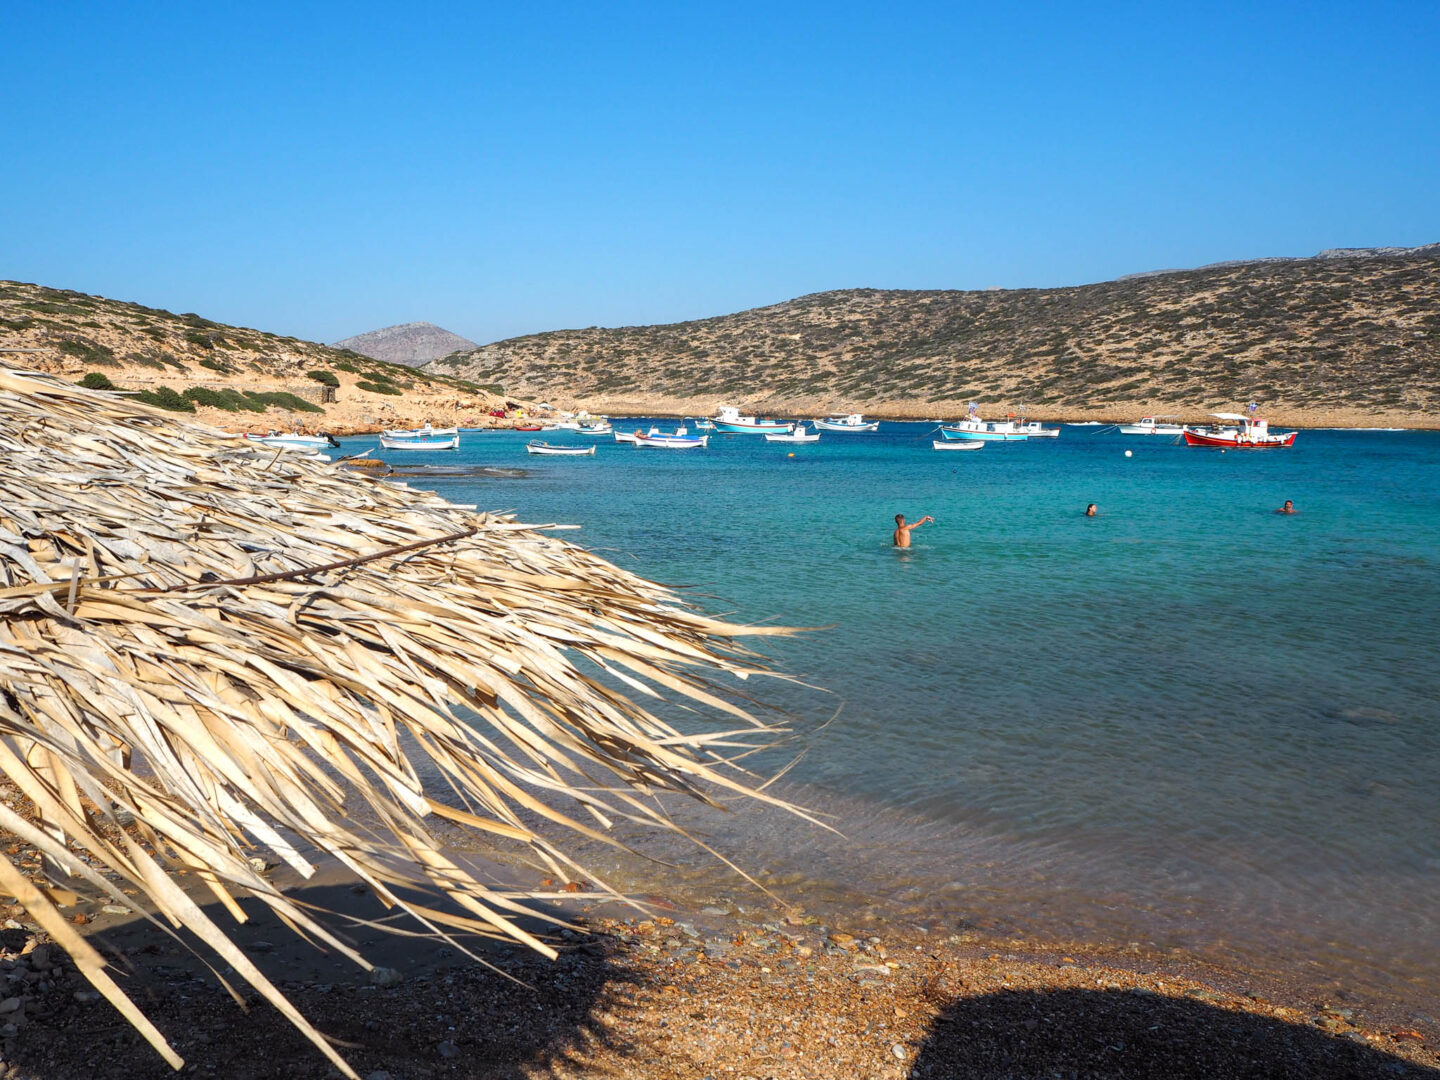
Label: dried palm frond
xmin=0 ymin=368 xmax=806 ymax=1076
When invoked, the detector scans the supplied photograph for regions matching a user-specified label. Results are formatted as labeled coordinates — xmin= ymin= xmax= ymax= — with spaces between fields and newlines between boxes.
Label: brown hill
xmin=332 ymin=321 xmax=478 ymax=367
xmin=427 ymin=246 xmax=1440 ymax=426
xmin=0 ymin=283 xmax=510 ymax=434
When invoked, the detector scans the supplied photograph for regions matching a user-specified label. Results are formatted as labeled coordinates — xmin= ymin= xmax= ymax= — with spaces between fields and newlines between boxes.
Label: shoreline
xmin=4 ymin=855 xmax=1436 ymax=1079
xmin=315 ymin=411 xmax=1440 ymax=436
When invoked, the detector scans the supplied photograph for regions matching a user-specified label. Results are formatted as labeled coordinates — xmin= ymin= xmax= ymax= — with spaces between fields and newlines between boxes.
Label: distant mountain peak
xmin=332 ymin=322 xmax=478 ymax=367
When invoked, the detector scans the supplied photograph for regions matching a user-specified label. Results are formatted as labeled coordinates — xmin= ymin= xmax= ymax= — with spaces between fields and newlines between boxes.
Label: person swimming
xmin=1085 ymin=503 xmax=1097 ymax=516
xmin=1276 ymin=500 xmax=1295 ymax=514
xmin=893 ymin=513 xmax=933 ymax=548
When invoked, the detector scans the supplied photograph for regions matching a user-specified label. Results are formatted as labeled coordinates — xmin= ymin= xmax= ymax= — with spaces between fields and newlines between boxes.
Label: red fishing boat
xmin=1183 ymin=410 xmax=1296 ymax=448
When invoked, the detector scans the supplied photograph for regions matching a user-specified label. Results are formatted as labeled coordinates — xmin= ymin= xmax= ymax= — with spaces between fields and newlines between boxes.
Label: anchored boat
xmin=526 ymin=441 xmax=595 ymax=456
xmin=378 ymin=434 xmax=460 ymax=450
xmin=812 ymin=413 xmax=878 ymax=432
xmin=764 ymin=425 xmax=820 ymax=443
xmin=1183 ymin=411 xmax=1297 ymax=448
xmin=711 ymin=405 xmax=792 ymax=434
xmin=1119 ymin=415 xmax=1185 ymax=436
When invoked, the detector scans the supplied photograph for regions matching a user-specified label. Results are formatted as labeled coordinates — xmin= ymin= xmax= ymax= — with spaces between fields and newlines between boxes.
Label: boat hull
xmin=932 ymin=440 xmax=983 ymax=451
xmin=713 ymin=421 xmax=791 ymax=434
xmin=938 ymin=426 xmax=1028 ymax=442
xmin=635 ymin=435 xmax=707 ymax=448
xmin=526 ymin=441 xmax=595 ymax=455
xmin=379 ymin=435 xmax=459 ymax=450
xmin=812 ymin=420 xmax=878 ymax=432
xmin=1182 ymin=429 xmax=1296 ymax=448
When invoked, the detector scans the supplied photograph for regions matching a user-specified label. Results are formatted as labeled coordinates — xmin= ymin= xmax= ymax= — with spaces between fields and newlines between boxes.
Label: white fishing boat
xmin=526 ymin=441 xmax=595 ymax=456
xmin=932 ymin=439 xmax=984 ymax=451
xmin=764 ymin=425 xmax=820 ymax=443
xmin=937 ymin=404 xmax=1030 ymax=442
xmin=811 ymin=413 xmax=879 ymax=432
xmin=1119 ymin=415 xmax=1185 ymax=436
xmin=384 ymin=424 xmax=458 ymax=438
xmin=711 ymin=405 xmax=792 ymax=434
xmin=575 ymin=422 xmax=613 ymax=436
xmin=688 ymin=417 xmax=717 ymax=431
xmin=634 ymin=431 xmax=708 ymax=449
xmin=378 ymin=434 xmax=460 ymax=450
xmin=1013 ymin=407 xmax=1060 ymax=438
xmin=618 ymin=425 xmax=690 ymax=444
xmin=243 ymin=431 xmax=339 ymax=449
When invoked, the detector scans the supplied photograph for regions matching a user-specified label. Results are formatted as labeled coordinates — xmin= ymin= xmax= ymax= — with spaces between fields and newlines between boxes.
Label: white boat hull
xmin=379 ymin=435 xmax=460 ymax=450
xmin=932 ymin=439 xmax=983 ymax=451
xmin=526 ymin=441 xmax=595 ymax=456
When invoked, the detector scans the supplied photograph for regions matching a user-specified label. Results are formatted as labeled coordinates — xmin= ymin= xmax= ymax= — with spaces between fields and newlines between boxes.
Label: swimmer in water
xmin=1276 ymin=500 xmax=1295 ymax=514
xmin=1085 ymin=503 xmax=1097 ymax=516
xmin=893 ymin=513 xmax=933 ymax=548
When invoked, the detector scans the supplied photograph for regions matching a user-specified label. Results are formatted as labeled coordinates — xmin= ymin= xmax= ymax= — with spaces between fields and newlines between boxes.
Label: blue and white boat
xmin=812 ymin=412 xmax=879 ymax=432
xmin=379 ymin=433 xmax=460 ymax=450
xmin=938 ymin=404 xmax=1031 ymax=442
xmin=711 ymin=405 xmax=792 ymax=434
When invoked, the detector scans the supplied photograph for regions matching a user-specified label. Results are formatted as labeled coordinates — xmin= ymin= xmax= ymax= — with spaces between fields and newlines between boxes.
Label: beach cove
xmin=341 ymin=422 xmax=1440 ymax=1017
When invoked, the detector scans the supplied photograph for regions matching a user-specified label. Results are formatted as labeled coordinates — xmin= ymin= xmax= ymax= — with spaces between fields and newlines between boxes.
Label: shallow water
xmin=341 ymin=423 xmax=1440 ymax=1009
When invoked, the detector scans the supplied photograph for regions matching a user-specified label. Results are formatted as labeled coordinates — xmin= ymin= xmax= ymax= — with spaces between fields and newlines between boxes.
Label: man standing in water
xmin=893 ymin=513 xmax=933 ymax=548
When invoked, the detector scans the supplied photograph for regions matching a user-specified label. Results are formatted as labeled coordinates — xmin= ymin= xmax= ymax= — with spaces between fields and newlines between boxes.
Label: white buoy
xmin=1124 ymin=449 xmax=1132 ymax=457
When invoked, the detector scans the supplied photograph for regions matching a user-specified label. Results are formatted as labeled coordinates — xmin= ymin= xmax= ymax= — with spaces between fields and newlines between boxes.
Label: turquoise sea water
xmin=341 ymin=423 xmax=1440 ymax=1009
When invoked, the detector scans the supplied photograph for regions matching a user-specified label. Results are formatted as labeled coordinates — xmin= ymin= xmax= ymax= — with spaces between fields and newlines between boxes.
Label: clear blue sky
xmin=4 ymin=1 xmax=1437 ymax=345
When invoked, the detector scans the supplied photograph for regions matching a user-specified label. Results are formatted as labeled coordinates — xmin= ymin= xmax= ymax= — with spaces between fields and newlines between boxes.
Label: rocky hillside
xmin=332 ymin=321 xmax=478 ymax=367
xmin=0 ymin=283 xmax=507 ymax=434
xmin=428 ymin=246 xmax=1440 ymax=424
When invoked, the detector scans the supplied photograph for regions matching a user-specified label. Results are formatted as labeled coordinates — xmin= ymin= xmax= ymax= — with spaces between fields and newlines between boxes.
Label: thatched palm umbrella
xmin=0 ymin=368 xmax=803 ymax=1076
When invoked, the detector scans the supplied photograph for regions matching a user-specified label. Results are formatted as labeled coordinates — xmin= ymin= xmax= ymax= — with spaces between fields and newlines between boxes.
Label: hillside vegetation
xmin=428 ymin=247 xmax=1440 ymax=423
xmin=0 ymin=282 xmax=504 ymax=433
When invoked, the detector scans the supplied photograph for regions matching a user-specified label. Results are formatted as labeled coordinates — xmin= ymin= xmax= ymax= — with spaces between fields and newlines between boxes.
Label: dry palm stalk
xmin=0 ymin=368 xmax=807 ymax=1077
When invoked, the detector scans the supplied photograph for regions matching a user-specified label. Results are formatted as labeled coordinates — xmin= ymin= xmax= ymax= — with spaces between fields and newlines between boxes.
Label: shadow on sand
xmin=909 ymin=987 xmax=1436 ymax=1079
xmin=7 ymin=881 xmax=637 ymax=1080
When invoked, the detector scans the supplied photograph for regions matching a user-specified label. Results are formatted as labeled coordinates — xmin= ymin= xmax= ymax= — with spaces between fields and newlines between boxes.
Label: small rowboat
xmin=932 ymin=439 xmax=983 ymax=451
xmin=514 ymin=425 xmax=543 ymax=432
xmin=384 ymin=424 xmax=458 ymax=438
xmin=526 ymin=441 xmax=595 ymax=456
xmin=764 ymin=426 xmax=820 ymax=443
xmin=634 ymin=431 xmax=708 ymax=449
xmin=812 ymin=413 xmax=878 ymax=432
xmin=243 ymin=432 xmax=339 ymax=448
xmin=378 ymin=434 xmax=460 ymax=450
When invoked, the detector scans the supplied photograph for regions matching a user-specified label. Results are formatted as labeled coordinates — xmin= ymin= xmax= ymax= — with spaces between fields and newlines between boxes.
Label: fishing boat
xmin=764 ymin=425 xmax=820 ymax=443
xmin=618 ymin=425 xmax=691 ymax=444
xmin=932 ymin=439 xmax=984 ymax=451
xmin=514 ymin=424 xmax=543 ymax=432
xmin=1119 ymin=415 xmax=1185 ymax=436
xmin=688 ymin=417 xmax=717 ymax=431
xmin=243 ymin=431 xmax=339 ymax=449
xmin=710 ymin=405 xmax=792 ymax=434
xmin=937 ymin=404 xmax=1031 ymax=442
xmin=378 ymin=434 xmax=460 ymax=450
xmin=384 ymin=424 xmax=458 ymax=438
xmin=811 ymin=413 xmax=878 ymax=432
xmin=634 ymin=430 xmax=708 ymax=449
xmin=575 ymin=422 xmax=614 ymax=436
xmin=525 ymin=441 xmax=595 ymax=456
xmin=1182 ymin=410 xmax=1297 ymax=448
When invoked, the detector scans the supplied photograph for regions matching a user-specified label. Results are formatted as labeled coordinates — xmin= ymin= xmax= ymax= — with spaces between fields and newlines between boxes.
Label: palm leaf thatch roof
xmin=0 ymin=368 xmax=802 ymax=1076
